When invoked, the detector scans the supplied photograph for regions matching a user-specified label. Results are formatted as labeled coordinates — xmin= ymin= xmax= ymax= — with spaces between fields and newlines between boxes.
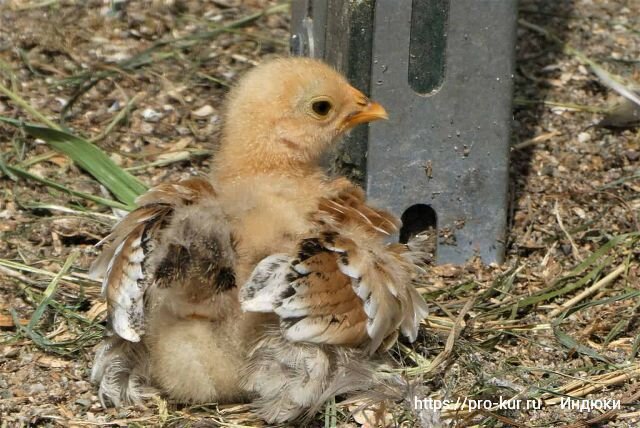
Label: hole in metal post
xmin=399 ymin=204 xmax=438 ymax=248
xmin=408 ymin=0 xmax=450 ymax=94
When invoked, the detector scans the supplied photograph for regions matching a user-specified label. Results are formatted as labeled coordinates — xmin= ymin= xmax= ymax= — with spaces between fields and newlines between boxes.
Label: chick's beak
xmin=341 ymin=90 xmax=388 ymax=130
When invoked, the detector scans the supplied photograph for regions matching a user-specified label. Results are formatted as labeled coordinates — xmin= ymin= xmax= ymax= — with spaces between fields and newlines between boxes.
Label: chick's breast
xmin=219 ymin=174 xmax=328 ymax=284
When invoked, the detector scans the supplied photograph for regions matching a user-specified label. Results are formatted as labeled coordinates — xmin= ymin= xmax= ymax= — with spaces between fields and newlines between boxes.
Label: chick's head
xmin=221 ymin=57 xmax=387 ymax=168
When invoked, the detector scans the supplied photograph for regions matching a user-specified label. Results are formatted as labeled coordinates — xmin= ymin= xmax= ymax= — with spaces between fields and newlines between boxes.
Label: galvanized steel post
xmin=291 ymin=0 xmax=517 ymax=265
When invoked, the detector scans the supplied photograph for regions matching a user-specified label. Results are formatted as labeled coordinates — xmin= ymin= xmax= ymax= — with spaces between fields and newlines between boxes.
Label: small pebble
xmin=75 ymin=380 xmax=91 ymax=392
xmin=108 ymin=100 xmax=120 ymax=112
xmin=110 ymin=153 xmax=124 ymax=166
xmin=577 ymin=132 xmax=591 ymax=143
xmin=572 ymin=207 xmax=587 ymax=219
xmin=540 ymin=165 xmax=554 ymax=176
xmin=75 ymin=398 xmax=92 ymax=408
xmin=625 ymin=150 xmax=639 ymax=162
xmin=176 ymin=126 xmax=191 ymax=135
xmin=140 ymin=122 xmax=154 ymax=134
xmin=29 ymin=383 xmax=46 ymax=394
xmin=141 ymin=108 xmax=163 ymax=122
xmin=192 ymin=104 xmax=215 ymax=118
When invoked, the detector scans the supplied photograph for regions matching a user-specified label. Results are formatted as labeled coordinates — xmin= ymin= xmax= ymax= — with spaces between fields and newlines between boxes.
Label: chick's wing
xmin=91 ymin=177 xmax=235 ymax=342
xmin=240 ymin=183 xmax=428 ymax=353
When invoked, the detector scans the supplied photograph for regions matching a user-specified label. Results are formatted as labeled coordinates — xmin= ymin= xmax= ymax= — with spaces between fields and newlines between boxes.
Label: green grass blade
xmin=27 ymin=251 xmax=79 ymax=332
xmin=481 ymin=234 xmax=637 ymax=318
xmin=553 ymin=327 xmax=612 ymax=364
xmin=0 ymin=154 xmax=18 ymax=180
xmin=631 ymin=335 xmax=640 ymax=360
xmin=515 ymin=256 xmax=609 ymax=311
xmin=324 ymin=397 xmax=337 ymax=428
xmin=5 ymin=164 xmax=132 ymax=210
xmin=560 ymin=290 xmax=640 ymax=319
xmin=0 ymin=116 xmax=147 ymax=206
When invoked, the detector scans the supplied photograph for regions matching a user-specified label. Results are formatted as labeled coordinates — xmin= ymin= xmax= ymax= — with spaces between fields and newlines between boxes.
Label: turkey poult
xmin=90 ymin=57 xmax=429 ymax=423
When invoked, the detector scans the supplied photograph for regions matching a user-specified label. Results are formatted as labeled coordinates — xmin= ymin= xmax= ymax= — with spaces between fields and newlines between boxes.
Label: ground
xmin=0 ymin=0 xmax=639 ymax=427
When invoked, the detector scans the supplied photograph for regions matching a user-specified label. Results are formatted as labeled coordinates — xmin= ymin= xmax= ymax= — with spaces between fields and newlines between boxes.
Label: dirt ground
xmin=0 ymin=0 xmax=639 ymax=427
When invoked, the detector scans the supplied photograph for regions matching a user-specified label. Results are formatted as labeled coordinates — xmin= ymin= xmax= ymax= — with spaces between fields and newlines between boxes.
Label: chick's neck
xmin=212 ymin=133 xmax=325 ymax=182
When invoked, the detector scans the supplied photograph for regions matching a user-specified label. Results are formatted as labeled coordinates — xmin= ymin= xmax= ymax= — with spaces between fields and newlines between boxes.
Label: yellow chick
xmin=90 ymin=57 xmax=428 ymax=422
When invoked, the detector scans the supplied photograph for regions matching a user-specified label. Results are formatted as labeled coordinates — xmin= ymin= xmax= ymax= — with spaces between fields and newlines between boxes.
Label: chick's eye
xmin=311 ymin=100 xmax=332 ymax=117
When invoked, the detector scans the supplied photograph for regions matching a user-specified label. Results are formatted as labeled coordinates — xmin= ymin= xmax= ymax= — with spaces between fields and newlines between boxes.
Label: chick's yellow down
xmin=90 ymin=57 xmax=428 ymax=422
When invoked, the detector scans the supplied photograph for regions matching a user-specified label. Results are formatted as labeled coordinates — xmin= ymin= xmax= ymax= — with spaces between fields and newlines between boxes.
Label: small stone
xmin=75 ymin=380 xmax=91 ymax=392
xmin=577 ymin=132 xmax=591 ymax=143
xmin=110 ymin=153 xmax=123 ymax=166
xmin=572 ymin=207 xmax=587 ymax=219
xmin=191 ymin=104 xmax=215 ymax=118
xmin=141 ymin=108 xmax=163 ymax=122
xmin=140 ymin=122 xmax=154 ymax=134
xmin=108 ymin=100 xmax=120 ymax=112
xmin=176 ymin=126 xmax=190 ymax=135
xmin=1 ymin=346 xmax=18 ymax=358
xmin=625 ymin=150 xmax=639 ymax=162
xmin=540 ymin=165 xmax=554 ymax=176
xmin=20 ymin=353 xmax=34 ymax=363
xmin=29 ymin=383 xmax=46 ymax=394
xmin=75 ymin=398 xmax=92 ymax=408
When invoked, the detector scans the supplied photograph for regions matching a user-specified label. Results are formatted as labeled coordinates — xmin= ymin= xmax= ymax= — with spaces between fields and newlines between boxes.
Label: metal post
xmin=291 ymin=0 xmax=517 ymax=265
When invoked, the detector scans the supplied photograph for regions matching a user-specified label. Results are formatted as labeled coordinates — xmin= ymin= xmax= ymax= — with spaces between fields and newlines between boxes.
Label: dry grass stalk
xmin=548 ymin=263 xmax=628 ymax=317
xmin=543 ymin=364 xmax=640 ymax=405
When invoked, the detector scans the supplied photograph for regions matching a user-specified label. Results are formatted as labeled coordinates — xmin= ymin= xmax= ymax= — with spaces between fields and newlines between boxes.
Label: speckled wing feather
xmin=90 ymin=177 xmax=223 ymax=342
xmin=240 ymin=182 xmax=428 ymax=353
xmin=317 ymin=180 xmax=400 ymax=236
